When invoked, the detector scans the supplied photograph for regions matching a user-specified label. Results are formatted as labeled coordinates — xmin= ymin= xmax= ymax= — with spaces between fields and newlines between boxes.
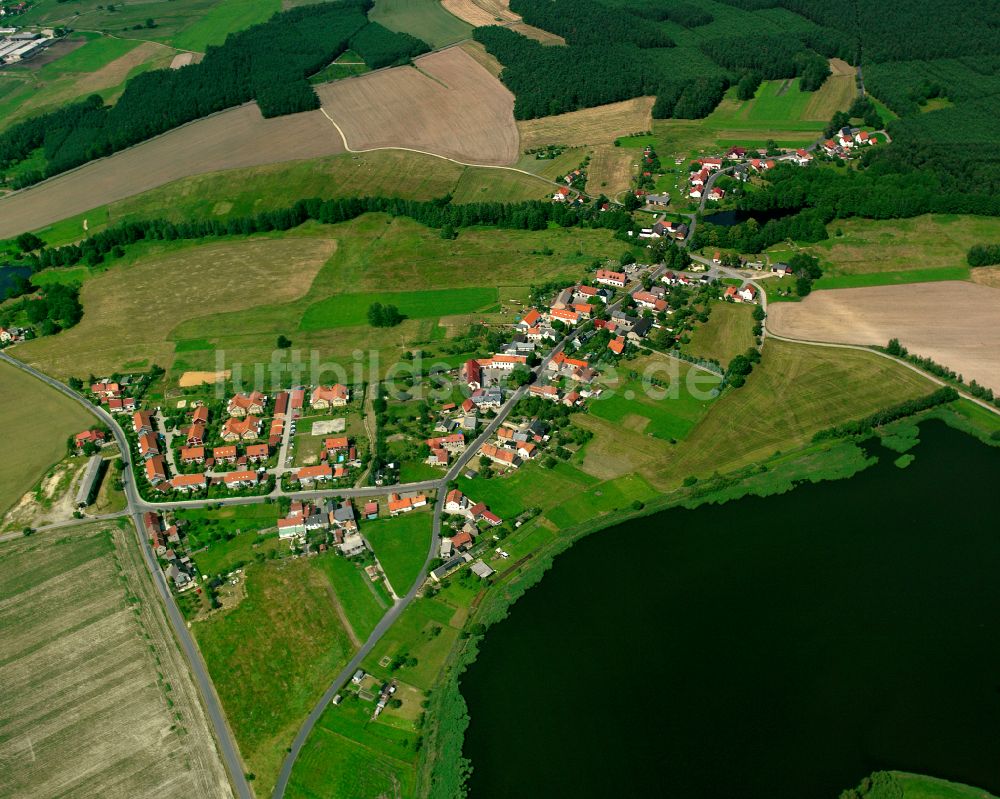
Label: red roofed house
xmin=221 ymin=416 xmax=262 ymax=442
xmin=213 ymin=445 xmax=238 ymax=463
xmin=737 ymin=284 xmax=758 ymax=303
xmin=490 ymin=354 xmax=527 ymax=370
xmin=480 ymin=510 xmax=503 ymax=526
xmin=172 ymin=473 xmax=207 ymax=492
xmin=138 ymin=433 xmax=160 ymax=460
xmin=608 ymin=336 xmax=626 ymax=355
xmin=451 ymin=531 xmax=474 ymax=550
xmin=529 ymin=384 xmax=560 ymax=401
xmin=517 ymin=442 xmax=537 ymax=460
xmin=480 ymin=443 xmax=521 ymax=469
xmin=595 ymin=269 xmax=626 ymax=288
xmin=707 ymin=186 xmax=725 ymax=201
xmin=633 ymin=291 xmax=667 ymax=312
xmin=325 ymin=436 xmax=349 ymax=452
xmin=133 ymin=410 xmax=154 ymax=435
xmin=364 ymin=501 xmax=379 ymax=520
xmin=192 ymin=405 xmax=209 ymax=425
xmin=246 ymin=443 xmax=269 ymax=462
xmin=549 ymin=307 xmax=579 ymax=325
xmin=311 ymin=384 xmax=349 ymax=409
xmin=224 ymin=470 xmax=258 ymax=488
xmin=145 ymin=456 xmax=167 ymax=486
xmin=228 ymin=392 xmax=266 ymax=417
xmin=462 ymin=359 xmax=483 ymax=390
xmin=518 ymin=308 xmax=542 ymax=329
xmin=181 ymin=446 xmax=205 ymax=464
xmin=186 ymin=423 xmax=206 ymax=446
xmin=75 ymin=430 xmax=106 ymax=449
xmin=297 ymin=464 xmax=333 ymax=485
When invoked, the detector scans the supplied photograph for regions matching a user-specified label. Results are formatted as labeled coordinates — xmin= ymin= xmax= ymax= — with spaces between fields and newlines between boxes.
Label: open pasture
xmin=317 ymin=47 xmax=519 ymax=166
xmin=363 ymin=511 xmax=434 ymax=596
xmin=659 ymin=339 xmax=935 ymax=485
xmin=768 ymin=282 xmax=1000 ymax=392
xmin=15 ymin=236 xmax=334 ymax=379
xmin=686 ymin=301 xmax=755 ymax=365
xmin=0 ymin=103 xmax=344 ymax=241
xmin=0 ymin=523 xmax=232 ymax=798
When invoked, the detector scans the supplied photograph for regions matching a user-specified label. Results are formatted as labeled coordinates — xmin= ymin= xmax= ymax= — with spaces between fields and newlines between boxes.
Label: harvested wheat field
xmin=803 ymin=58 xmax=859 ymax=120
xmin=443 ymin=0 xmax=518 ymax=26
xmin=586 ymin=145 xmax=635 ymax=196
xmin=518 ymin=97 xmax=655 ymax=149
xmin=0 ymin=104 xmax=344 ymax=240
xmin=179 ymin=369 xmax=232 ymax=387
xmin=17 ymin=237 xmax=335 ymax=379
xmin=0 ymin=523 xmax=232 ymax=799
xmin=768 ymin=282 xmax=1000 ymax=391
xmin=316 ymin=47 xmax=519 ymax=165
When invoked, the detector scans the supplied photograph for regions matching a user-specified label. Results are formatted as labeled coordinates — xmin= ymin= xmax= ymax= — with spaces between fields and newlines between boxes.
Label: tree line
xmin=350 ymin=21 xmax=429 ymax=69
xmin=508 ymin=0 xmax=675 ymax=49
xmin=0 ymin=1 xmax=373 ymax=187
xmin=27 ymin=195 xmax=635 ymax=273
xmin=813 ymin=387 xmax=960 ymax=442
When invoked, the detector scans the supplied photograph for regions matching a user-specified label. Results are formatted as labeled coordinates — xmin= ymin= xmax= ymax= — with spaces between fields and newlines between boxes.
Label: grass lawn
xmin=0 ymin=358 xmax=94 ymax=517
xmin=192 ymin=557 xmax=354 ymax=794
xmin=300 ymin=287 xmax=499 ymax=331
xmin=363 ymin=596 xmax=458 ymax=690
xmin=544 ymin=472 xmax=658 ymax=528
xmin=188 ymin=527 xmax=283 ymax=577
xmin=658 ymin=338 xmax=936 ymax=486
xmin=370 ymin=0 xmax=472 ymax=49
xmin=460 ymin=460 xmax=599 ymax=520
xmin=314 ymin=553 xmax=389 ymax=641
xmin=813 ymin=266 xmax=970 ymax=290
xmin=686 ymin=301 xmax=756 ymax=365
xmin=589 ymin=364 xmax=721 ymax=441
xmin=363 ymin=511 xmax=433 ymax=595
xmin=894 ymin=772 xmax=998 ymax=799
xmin=795 ymin=214 xmax=1000 ymax=278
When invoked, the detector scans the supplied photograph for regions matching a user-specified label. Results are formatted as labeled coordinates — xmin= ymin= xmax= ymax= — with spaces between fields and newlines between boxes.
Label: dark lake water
xmin=702 ymin=207 xmax=797 ymax=226
xmin=461 ymin=421 xmax=1000 ymax=799
xmin=0 ymin=265 xmax=31 ymax=299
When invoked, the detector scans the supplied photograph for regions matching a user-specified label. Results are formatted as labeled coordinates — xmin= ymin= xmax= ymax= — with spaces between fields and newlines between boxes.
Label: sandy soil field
xmin=0 ymin=103 xmax=344 ymax=240
xmin=518 ymin=97 xmax=655 ymax=149
xmin=442 ymin=0 xmax=519 ymax=26
xmin=0 ymin=523 xmax=232 ymax=799
xmin=316 ymin=47 xmax=519 ymax=166
xmin=179 ymin=369 xmax=232 ymax=386
xmin=768 ymin=282 xmax=1000 ymax=391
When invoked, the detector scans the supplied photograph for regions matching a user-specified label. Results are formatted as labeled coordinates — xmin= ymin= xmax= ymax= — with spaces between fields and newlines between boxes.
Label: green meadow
xmin=363 ymin=511 xmax=434 ymax=596
xmin=300 ymin=287 xmax=499 ymax=331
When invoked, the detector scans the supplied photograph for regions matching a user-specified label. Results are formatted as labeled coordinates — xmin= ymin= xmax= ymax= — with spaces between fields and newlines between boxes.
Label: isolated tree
xmin=15 ymin=232 xmax=44 ymax=252
xmin=276 ymin=335 xmax=292 ymax=349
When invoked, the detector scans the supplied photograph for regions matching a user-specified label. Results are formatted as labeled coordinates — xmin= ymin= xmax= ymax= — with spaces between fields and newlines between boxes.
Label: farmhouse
xmin=549 ymin=307 xmax=579 ymax=326
xmin=75 ymin=429 xmax=106 ymax=449
xmin=529 ymin=384 xmax=560 ymax=401
xmin=108 ymin=397 xmax=137 ymax=413
xmin=278 ymin=517 xmax=306 ymax=539
xmin=388 ymin=493 xmax=428 ymax=516
xmin=608 ymin=336 xmax=626 ymax=355
xmin=490 ymin=354 xmax=527 ymax=370
xmin=480 ymin=443 xmax=521 ymax=469
xmin=707 ymin=186 xmax=725 ymax=201
xmin=595 ymin=269 xmax=626 ymax=288
xmin=228 ymin=392 xmax=266 ymax=417
xmin=633 ymin=291 xmax=668 ymax=312
xmin=311 ymin=384 xmax=349 ymax=409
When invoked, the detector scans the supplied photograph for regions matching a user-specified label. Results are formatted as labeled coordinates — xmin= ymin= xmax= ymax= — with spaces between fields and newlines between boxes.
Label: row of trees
xmin=691 ymin=207 xmax=830 ymax=254
xmin=813 ymin=387 xmax=959 ymax=441
xmin=0 ymin=1 xmax=373 ymax=185
xmin=26 ymin=195 xmax=635 ymax=273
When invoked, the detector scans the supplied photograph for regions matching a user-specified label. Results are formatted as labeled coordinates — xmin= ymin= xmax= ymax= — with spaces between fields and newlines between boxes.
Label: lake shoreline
xmin=417 ymin=403 xmax=1000 ymax=798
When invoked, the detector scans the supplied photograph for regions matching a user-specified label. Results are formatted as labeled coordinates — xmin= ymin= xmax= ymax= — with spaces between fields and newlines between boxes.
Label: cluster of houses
xmin=432 ymin=489 xmax=505 ymax=581
xmin=144 ymin=511 xmax=196 ymax=590
xmin=688 ymin=157 xmax=726 ymax=201
xmin=276 ymin=498 xmax=365 ymax=556
xmin=90 ymin=380 xmax=139 ymax=414
xmin=425 ymin=431 xmax=466 ymax=468
xmin=635 ymin=218 xmax=689 ymax=241
xmin=822 ymin=127 xmax=878 ymax=157
xmin=477 ymin=418 xmax=548 ymax=471
xmin=0 ymin=325 xmax=28 ymax=346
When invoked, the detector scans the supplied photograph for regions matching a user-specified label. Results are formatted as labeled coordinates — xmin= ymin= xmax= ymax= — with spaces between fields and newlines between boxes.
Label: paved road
xmin=0 ymin=351 xmax=254 ymax=799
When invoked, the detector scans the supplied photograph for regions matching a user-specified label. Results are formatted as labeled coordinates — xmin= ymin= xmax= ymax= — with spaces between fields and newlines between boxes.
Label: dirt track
xmin=767 ymin=282 xmax=1000 ymax=391
xmin=0 ymin=103 xmax=344 ymax=240
xmin=316 ymin=48 xmax=519 ymax=166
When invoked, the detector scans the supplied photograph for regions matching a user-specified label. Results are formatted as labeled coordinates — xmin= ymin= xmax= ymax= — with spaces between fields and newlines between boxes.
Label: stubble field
xmin=517 ymin=97 xmax=655 ymax=149
xmin=768 ymin=282 xmax=1000 ymax=392
xmin=316 ymin=48 xmax=519 ymax=166
xmin=0 ymin=103 xmax=344 ymax=240
xmin=0 ymin=523 xmax=232 ymax=798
